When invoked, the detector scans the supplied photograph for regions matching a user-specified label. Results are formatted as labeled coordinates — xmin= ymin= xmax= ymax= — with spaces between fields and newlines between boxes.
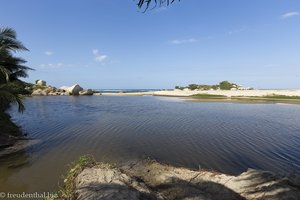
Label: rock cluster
xmin=36 ymin=79 xmax=46 ymax=86
xmin=31 ymin=81 xmax=99 ymax=96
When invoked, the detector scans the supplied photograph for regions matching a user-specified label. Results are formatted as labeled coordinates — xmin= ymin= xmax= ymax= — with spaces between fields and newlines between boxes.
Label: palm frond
xmin=0 ymin=66 xmax=10 ymax=82
xmin=0 ymin=27 xmax=31 ymax=113
xmin=0 ymin=27 xmax=17 ymax=39
xmin=0 ymin=85 xmax=25 ymax=113
xmin=0 ymin=37 xmax=28 ymax=52
xmin=137 ymin=0 xmax=180 ymax=11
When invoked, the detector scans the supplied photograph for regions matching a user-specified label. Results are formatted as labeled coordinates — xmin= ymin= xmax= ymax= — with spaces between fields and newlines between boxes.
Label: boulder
xmin=36 ymin=80 xmax=46 ymax=86
xmin=60 ymin=84 xmax=83 ymax=95
xmin=56 ymin=88 xmax=65 ymax=93
xmin=32 ymin=89 xmax=47 ymax=96
xmin=73 ymin=160 xmax=300 ymax=200
xmin=79 ymin=89 xmax=94 ymax=95
xmin=60 ymin=92 xmax=70 ymax=96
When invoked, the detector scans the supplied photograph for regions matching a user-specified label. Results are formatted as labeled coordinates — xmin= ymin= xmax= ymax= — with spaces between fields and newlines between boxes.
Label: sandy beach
xmin=101 ymin=89 xmax=300 ymax=97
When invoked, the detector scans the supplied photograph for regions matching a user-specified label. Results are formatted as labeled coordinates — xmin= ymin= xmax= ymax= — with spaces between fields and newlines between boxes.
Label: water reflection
xmin=1 ymin=96 xmax=300 ymax=193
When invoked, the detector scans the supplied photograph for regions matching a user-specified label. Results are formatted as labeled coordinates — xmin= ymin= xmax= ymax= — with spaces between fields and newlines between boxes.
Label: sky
xmin=0 ymin=0 xmax=300 ymax=89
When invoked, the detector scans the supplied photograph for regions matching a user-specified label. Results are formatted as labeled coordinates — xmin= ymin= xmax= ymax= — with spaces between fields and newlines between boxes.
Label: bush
xmin=188 ymin=84 xmax=198 ymax=90
xmin=219 ymin=81 xmax=234 ymax=90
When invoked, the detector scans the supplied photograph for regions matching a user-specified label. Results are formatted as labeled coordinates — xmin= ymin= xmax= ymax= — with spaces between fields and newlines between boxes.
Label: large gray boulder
xmin=32 ymin=89 xmax=48 ymax=96
xmin=79 ymin=89 xmax=94 ymax=96
xmin=60 ymin=84 xmax=83 ymax=95
xmin=36 ymin=80 xmax=46 ymax=86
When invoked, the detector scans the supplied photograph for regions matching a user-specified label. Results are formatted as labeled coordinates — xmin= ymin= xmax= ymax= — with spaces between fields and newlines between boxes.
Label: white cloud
xmin=39 ymin=62 xmax=71 ymax=69
xmin=170 ymin=38 xmax=198 ymax=45
xmin=92 ymin=49 xmax=108 ymax=62
xmin=44 ymin=51 xmax=54 ymax=56
xmin=281 ymin=12 xmax=299 ymax=19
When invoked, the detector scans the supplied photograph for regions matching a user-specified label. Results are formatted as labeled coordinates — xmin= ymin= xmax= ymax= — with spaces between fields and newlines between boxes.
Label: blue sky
xmin=1 ymin=0 xmax=300 ymax=89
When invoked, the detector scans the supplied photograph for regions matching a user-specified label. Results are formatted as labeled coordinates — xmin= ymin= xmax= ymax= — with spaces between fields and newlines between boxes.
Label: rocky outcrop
xmin=60 ymin=84 xmax=83 ymax=95
xmin=31 ymin=89 xmax=48 ymax=96
xmin=72 ymin=160 xmax=300 ymax=200
xmin=69 ymin=84 xmax=83 ymax=95
xmin=30 ymin=80 xmax=100 ymax=96
xmin=79 ymin=89 xmax=94 ymax=96
xmin=36 ymin=79 xmax=46 ymax=86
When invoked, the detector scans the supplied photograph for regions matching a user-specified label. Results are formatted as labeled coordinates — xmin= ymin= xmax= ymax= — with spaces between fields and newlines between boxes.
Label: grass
xmin=192 ymin=94 xmax=300 ymax=100
xmin=54 ymin=155 xmax=116 ymax=200
xmin=57 ymin=155 xmax=96 ymax=200
xmin=191 ymin=94 xmax=227 ymax=98
xmin=260 ymin=94 xmax=300 ymax=99
xmin=232 ymin=94 xmax=300 ymax=100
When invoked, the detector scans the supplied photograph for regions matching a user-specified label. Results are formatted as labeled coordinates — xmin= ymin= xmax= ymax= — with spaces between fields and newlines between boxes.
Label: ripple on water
xmin=2 ymin=96 xmax=300 ymax=193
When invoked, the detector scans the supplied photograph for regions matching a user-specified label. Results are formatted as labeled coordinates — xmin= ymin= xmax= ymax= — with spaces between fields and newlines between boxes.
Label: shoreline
xmin=98 ymin=89 xmax=300 ymax=104
xmin=100 ymin=89 xmax=300 ymax=97
xmin=59 ymin=157 xmax=300 ymax=200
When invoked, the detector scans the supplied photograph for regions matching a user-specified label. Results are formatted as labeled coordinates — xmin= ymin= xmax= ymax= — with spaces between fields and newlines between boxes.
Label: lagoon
xmin=1 ymin=96 xmax=300 ymax=193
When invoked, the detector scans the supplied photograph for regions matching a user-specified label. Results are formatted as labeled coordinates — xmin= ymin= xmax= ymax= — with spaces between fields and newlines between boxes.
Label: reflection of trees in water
xmin=0 ymin=150 xmax=32 ymax=192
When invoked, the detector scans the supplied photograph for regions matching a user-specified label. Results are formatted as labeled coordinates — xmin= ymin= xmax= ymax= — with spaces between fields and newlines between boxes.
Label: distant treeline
xmin=175 ymin=81 xmax=253 ymax=91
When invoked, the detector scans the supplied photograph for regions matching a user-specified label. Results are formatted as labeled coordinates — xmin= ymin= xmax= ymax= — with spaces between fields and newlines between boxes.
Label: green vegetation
xmin=31 ymin=85 xmax=48 ymax=90
xmin=176 ymin=81 xmax=241 ymax=91
xmin=261 ymin=95 xmax=300 ymax=99
xmin=0 ymin=27 xmax=32 ymax=113
xmin=219 ymin=81 xmax=236 ymax=90
xmin=0 ymin=27 xmax=32 ymax=148
xmin=232 ymin=95 xmax=300 ymax=100
xmin=55 ymin=156 xmax=118 ymax=200
xmin=58 ymin=155 xmax=96 ymax=199
xmin=175 ymin=86 xmax=185 ymax=90
xmin=191 ymin=94 xmax=227 ymax=98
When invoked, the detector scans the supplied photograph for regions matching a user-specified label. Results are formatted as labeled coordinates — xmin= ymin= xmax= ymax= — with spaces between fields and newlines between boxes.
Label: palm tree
xmin=0 ymin=27 xmax=32 ymax=113
xmin=137 ymin=0 xmax=180 ymax=11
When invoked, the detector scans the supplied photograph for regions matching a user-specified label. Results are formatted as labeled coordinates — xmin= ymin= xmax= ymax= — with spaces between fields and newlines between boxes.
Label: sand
xmin=73 ymin=160 xmax=300 ymax=200
xmin=99 ymin=89 xmax=300 ymax=97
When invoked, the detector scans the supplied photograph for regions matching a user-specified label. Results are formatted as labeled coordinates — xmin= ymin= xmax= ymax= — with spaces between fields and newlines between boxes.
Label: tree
xmin=137 ymin=0 xmax=180 ymax=11
xmin=219 ymin=81 xmax=233 ymax=90
xmin=188 ymin=84 xmax=198 ymax=90
xmin=0 ymin=27 xmax=32 ymax=112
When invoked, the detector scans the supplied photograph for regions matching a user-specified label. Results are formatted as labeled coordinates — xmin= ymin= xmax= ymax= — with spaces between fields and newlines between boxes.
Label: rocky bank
xmin=67 ymin=159 xmax=300 ymax=200
xmin=30 ymin=80 xmax=99 ymax=96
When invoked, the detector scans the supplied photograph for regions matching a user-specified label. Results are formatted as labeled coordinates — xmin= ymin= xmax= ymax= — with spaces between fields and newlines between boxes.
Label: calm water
xmin=1 ymin=96 xmax=300 ymax=193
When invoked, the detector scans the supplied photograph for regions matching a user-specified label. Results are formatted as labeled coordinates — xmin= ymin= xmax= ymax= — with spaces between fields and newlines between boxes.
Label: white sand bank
xmin=99 ymin=89 xmax=300 ymax=97
xmin=154 ymin=89 xmax=300 ymax=97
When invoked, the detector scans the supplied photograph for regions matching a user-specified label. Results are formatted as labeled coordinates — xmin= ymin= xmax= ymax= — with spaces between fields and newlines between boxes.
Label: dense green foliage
xmin=219 ymin=81 xmax=235 ymax=90
xmin=176 ymin=81 xmax=239 ymax=91
xmin=0 ymin=27 xmax=32 ymax=113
